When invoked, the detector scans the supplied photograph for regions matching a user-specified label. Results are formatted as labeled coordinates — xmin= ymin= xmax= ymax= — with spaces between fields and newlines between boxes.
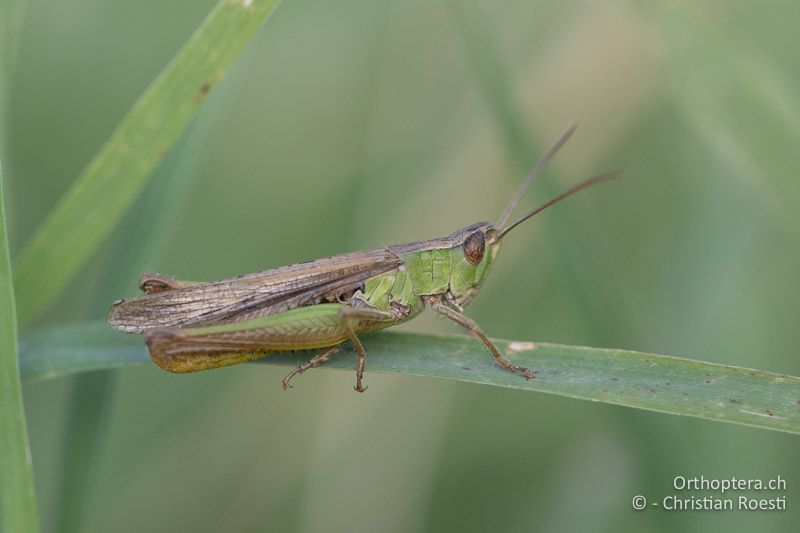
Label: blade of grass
xmin=56 ymin=83 xmax=232 ymax=533
xmin=55 ymin=372 xmax=112 ymax=533
xmin=446 ymin=0 xmax=640 ymax=345
xmin=637 ymin=4 xmax=800 ymax=231
xmin=19 ymin=321 xmax=800 ymax=435
xmin=0 ymin=0 xmax=28 ymax=156
xmin=0 ymin=164 xmax=40 ymax=532
xmin=445 ymin=0 xmax=531 ymax=165
xmin=12 ymin=0 xmax=283 ymax=327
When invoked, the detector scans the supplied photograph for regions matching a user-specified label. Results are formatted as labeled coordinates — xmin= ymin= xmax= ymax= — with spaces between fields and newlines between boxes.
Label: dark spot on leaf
xmin=766 ymin=410 xmax=774 ymax=416
xmin=665 ymin=381 xmax=671 ymax=386
xmin=195 ymin=81 xmax=213 ymax=103
xmin=728 ymin=399 xmax=742 ymax=405
xmin=610 ymin=377 xmax=619 ymax=381
xmin=601 ymin=389 xmax=608 ymax=393
xmin=796 ymin=400 xmax=800 ymax=406
xmin=461 ymin=366 xmax=471 ymax=371
xmin=705 ymin=379 xmax=714 ymax=384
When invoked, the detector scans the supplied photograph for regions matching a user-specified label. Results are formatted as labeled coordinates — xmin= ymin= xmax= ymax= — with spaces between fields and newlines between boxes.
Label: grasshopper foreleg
xmin=282 ymin=344 xmax=342 ymax=390
xmin=428 ymin=298 xmax=535 ymax=379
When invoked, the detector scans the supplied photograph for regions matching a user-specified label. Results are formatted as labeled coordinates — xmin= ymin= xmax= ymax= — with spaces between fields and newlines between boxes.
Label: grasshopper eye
xmin=462 ymin=231 xmax=485 ymax=266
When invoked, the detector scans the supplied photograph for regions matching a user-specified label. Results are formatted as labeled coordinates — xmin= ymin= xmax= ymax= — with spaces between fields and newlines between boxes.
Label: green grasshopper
xmin=108 ymin=124 xmax=619 ymax=392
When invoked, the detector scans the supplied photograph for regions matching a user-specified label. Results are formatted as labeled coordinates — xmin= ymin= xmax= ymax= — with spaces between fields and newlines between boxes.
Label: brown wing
xmin=108 ymin=249 xmax=402 ymax=333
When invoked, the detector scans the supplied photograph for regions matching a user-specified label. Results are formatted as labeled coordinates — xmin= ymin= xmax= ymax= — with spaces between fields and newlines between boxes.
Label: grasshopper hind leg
xmin=144 ymin=303 xmax=405 ymax=391
xmin=139 ymin=273 xmax=194 ymax=294
xmin=282 ymin=344 xmax=342 ymax=390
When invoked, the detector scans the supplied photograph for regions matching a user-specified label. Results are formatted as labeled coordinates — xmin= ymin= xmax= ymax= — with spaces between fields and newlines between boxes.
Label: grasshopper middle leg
xmin=338 ymin=306 xmax=399 ymax=393
xmin=281 ymin=305 xmax=401 ymax=392
xmin=281 ymin=344 xmax=342 ymax=390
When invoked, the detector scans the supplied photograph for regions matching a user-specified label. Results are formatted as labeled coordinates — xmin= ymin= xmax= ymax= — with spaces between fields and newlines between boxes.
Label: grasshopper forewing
xmin=109 ymin=124 xmax=620 ymax=392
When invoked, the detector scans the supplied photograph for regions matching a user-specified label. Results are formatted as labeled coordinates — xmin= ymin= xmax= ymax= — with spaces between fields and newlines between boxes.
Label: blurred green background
xmin=6 ymin=0 xmax=799 ymax=531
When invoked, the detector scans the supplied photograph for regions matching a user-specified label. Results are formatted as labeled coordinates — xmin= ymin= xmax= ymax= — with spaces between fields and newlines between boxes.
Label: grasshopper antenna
xmin=498 ymin=170 xmax=623 ymax=239
xmin=495 ymin=122 xmax=578 ymax=230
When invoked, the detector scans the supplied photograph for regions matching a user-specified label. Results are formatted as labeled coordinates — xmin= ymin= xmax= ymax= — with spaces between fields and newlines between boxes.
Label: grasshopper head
xmin=449 ymin=124 xmax=621 ymax=308
xmin=447 ymin=222 xmax=502 ymax=308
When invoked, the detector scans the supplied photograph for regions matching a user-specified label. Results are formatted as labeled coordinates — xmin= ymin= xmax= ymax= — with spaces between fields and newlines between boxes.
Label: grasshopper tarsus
xmin=504 ymin=364 xmax=536 ymax=380
xmin=502 ymin=361 xmax=536 ymax=379
xmin=354 ymin=361 xmax=367 ymax=393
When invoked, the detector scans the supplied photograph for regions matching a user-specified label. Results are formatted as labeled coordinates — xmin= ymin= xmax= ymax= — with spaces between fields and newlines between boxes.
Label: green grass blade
xmin=0 ymin=165 xmax=40 ymax=532
xmin=445 ymin=0 xmax=531 ymax=165
xmin=637 ymin=4 xmax=800 ymax=228
xmin=20 ymin=323 xmax=149 ymax=380
xmin=19 ymin=321 xmax=800 ymax=435
xmin=446 ymin=0 xmax=639 ymax=345
xmin=12 ymin=0 xmax=283 ymax=327
xmin=54 ymin=90 xmax=226 ymax=533
xmin=55 ymin=372 xmax=114 ymax=533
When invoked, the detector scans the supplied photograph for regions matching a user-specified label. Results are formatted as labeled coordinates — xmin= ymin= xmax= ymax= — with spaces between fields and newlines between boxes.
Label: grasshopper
xmin=108 ymin=124 xmax=619 ymax=392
